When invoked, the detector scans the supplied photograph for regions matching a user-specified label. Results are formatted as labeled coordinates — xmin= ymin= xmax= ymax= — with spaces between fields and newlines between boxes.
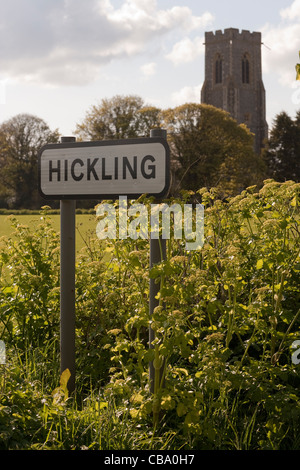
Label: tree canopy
xmin=75 ymin=97 xmax=266 ymax=197
xmin=263 ymin=111 xmax=300 ymax=183
xmin=75 ymin=95 xmax=161 ymax=141
xmin=0 ymin=113 xmax=59 ymax=208
xmin=162 ymin=103 xmax=265 ymax=196
xmin=0 ymin=95 xmax=298 ymax=209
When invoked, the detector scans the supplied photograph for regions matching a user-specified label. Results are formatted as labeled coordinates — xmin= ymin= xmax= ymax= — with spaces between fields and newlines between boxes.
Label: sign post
xmin=60 ymin=136 xmax=76 ymax=394
xmin=149 ymin=129 xmax=167 ymax=394
xmin=38 ymin=134 xmax=170 ymax=394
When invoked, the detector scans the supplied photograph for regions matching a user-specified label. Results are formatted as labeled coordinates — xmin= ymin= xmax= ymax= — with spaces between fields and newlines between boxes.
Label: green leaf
xmin=175 ymin=367 xmax=189 ymax=376
xmin=130 ymin=409 xmax=139 ymax=419
xmin=52 ymin=369 xmax=71 ymax=404
xmin=296 ymin=51 xmax=300 ymax=80
xmin=256 ymin=259 xmax=263 ymax=270
xmin=60 ymin=368 xmax=71 ymax=395
xmin=161 ymin=395 xmax=175 ymax=410
xmin=177 ymin=402 xmax=187 ymax=417
xmin=296 ymin=63 xmax=300 ymax=80
xmin=131 ymin=392 xmax=144 ymax=404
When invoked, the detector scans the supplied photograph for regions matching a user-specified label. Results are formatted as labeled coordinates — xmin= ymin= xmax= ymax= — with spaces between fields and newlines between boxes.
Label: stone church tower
xmin=201 ymin=28 xmax=268 ymax=154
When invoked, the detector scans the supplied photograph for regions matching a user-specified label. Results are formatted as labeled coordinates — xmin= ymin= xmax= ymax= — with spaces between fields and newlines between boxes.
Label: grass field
xmin=0 ymin=213 xmax=98 ymax=252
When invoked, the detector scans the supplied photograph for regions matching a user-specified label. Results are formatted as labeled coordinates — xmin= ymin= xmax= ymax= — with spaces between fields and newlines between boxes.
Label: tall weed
xmin=0 ymin=180 xmax=299 ymax=449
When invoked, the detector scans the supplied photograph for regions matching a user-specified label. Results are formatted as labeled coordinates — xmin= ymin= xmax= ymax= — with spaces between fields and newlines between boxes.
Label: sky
xmin=0 ymin=0 xmax=300 ymax=136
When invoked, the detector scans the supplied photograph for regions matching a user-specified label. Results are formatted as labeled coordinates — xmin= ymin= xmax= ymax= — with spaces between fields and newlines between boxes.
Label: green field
xmin=0 ymin=213 xmax=98 ymax=252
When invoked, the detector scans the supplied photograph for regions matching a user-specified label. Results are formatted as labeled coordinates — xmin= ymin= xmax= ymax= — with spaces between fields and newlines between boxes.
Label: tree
xmin=0 ymin=113 xmax=59 ymax=208
xmin=263 ymin=111 xmax=300 ymax=183
xmin=75 ymin=97 xmax=265 ymax=196
xmin=75 ymin=95 xmax=162 ymax=141
xmin=162 ymin=103 xmax=265 ymax=196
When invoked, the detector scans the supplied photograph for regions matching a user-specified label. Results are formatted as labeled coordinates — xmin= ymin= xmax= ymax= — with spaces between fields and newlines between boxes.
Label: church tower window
xmin=242 ymin=54 xmax=250 ymax=83
xmin=215 ymin=54 xmax=223 ymax=84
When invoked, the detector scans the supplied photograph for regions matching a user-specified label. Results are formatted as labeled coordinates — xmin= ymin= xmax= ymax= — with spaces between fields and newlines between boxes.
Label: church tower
xmin=201 ymin=28 xmax=268 ymax=154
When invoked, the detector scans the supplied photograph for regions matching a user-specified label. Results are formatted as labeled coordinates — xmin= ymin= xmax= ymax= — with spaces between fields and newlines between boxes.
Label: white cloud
xmin=165 ymin=11 xmax=213 ymax=66
xmin=262 ymin=20 xmax=300 ymax=86
xmin=155 ymin=7 xmax=213 ymax=33
xmin=171 ymin=84 xmax=202 ymax=106
xmin=280 ymin=0 xmax=300 ymax=20
xmin=0 ymin=0 xmax=212 ymax=87
xmin=166 ymin=36 xmax=205 ymax=65
xmin=140 ymin=62 xmax=157 ymax=77
xmin=261 ymin=0 xmax=300 ymax=87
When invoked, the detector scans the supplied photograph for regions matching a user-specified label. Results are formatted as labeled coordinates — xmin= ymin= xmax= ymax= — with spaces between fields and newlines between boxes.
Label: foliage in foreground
xmin=0 ymin=180 xmax=300 ymax=450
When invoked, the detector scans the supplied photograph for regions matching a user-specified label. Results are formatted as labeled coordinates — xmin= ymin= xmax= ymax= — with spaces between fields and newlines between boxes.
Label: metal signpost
xmin=59 ymin=136 xmax=76 ymax=394
xmin=38 ymin=132 xmax=170 ymax=394
xmin=148 ymin=129 xmax=167 ymax=394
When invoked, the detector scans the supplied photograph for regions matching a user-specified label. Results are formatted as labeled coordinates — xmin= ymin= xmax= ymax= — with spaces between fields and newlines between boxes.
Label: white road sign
xmin=38 ymin=138 xmax=170 ymax=199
